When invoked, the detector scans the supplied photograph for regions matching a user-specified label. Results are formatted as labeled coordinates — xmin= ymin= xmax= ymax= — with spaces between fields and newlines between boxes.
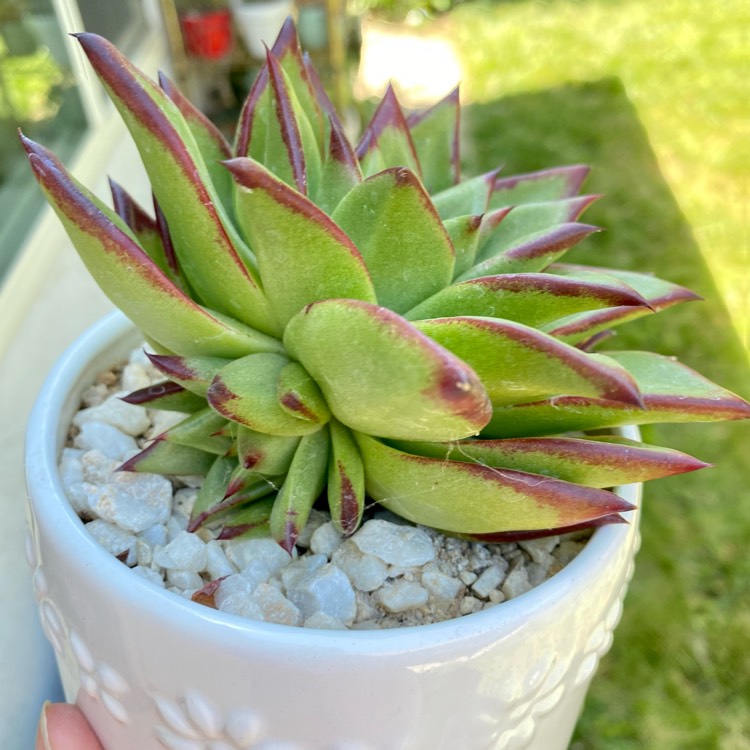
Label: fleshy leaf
xmin=227 ymin=157 xmax=377 ymax=328
xmin=431 ymin=169 xmax=499 ymax=220
xmin=21 ymin=134 xmax=275 ymax=359
xmin=489 ymin=165 xmax=590 ymax=208
xmin=237 ymin=426 xmax=301 ymax=474
xmin=458 ymin=514 xmax=627 ymax=544
xmin=457 ymin=223 xmax=600 ymax=279
xmin=389 ymin=435 xmax=709 ymax=488
xmin=188 ymin=456 xmax=236 ymax=529
xmin=476 ymin=195 xmax=599 ymax=263
xmin=284 ymin=299 xmax=492 ymax=441
xmin=270 ymin=427 xmax=330 ymax=552
xmin=215 ymin=498 xmax=275 ymax=541
xmin=331 ymin=167 xmax=455 ymax=313
xmin=146 ymin=353 xmax=235 ymax=396
xmin=315 ymin=114 xmax=363 ymax=214
xmin=207 ymin=353 xmax=324 ymax=436
xmin=483 ymin=351 xmax=750 ymax=437
xmin=120 ymin=382 xmax=206 ymax=413
xmin=158 ymin=408 xmax=233 ymax=455
xmin=327 ymin=420 xmax=365 ymax=535
xmin=118 ymin=440 xmax=215 ymax=475
xmin=277 ymin=361 xmax=331 ymax=424
xmin=443 ymin=215 xmax=483 ymax=279
xmin=414 ymin=317 xmax=642 ymax=407
xmin=356 ymin=433 xmax=635 ymax=535
xmin=234 ymin=59 xmax=269 ymax=158
xmin=406 ymin=86 xmax=460 ymax=193
xmin=74 ymin=33 xmax=276 ymax=335
xmin=355 ymin=84 xmax=421 ymax=179
xmin=405 ymin=273 xmax=647 ymax=325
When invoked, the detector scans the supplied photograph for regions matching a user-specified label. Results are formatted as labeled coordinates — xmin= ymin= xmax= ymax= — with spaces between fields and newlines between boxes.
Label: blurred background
xmin=0 ymin=0 xmax=747 ymax=748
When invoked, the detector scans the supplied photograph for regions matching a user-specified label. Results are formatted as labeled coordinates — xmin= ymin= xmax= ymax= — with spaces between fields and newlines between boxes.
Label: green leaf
xmin=405 ymin=272 xmax=647 ymax=325
xmin=146 ymin=354 xmax=234 ymax=396
xmin=483 ymin=351 xmax=750 ymax=437
xmin=414 ymin=317 xmax=642 ymax=407
xmin=476 ymin=195 xmax=598 ymax=263
xmin=443 ymin=215 xmax=483 ymax=279
xmin=120 ymin=382 xmax=207 ymax=413
xmin=227 ymin=157 xmax=377 ymax=328
xmin=270 ymin=427 xmax=330 ymax=552
xmin=355 ymin=85 xmax=421 ymax=179
xmin=159 ymin=408 xmax=233 ymax=455
xmin=74 ymin=33 xmax=276 ymax=335
xmin=207 ymin=353 xmax=324 ymax=436
xmin=389 ymin=435 xmax=709 ymax=488
xmin=406 ymin=87 xmax=460 ymax=193
xmin=188 ymin=456 xmax=236 ymax=530
xmin=331 ymin=167 xmax=455 ymax=313
xmin=327 ymin=420 xmax=365 ymax=535
xmin=489 ymin=165 xmax=590 ymax=208
xmin=237 ymin=426 xmax=301 ymax=474
xmin=277 ymin=361 xmax=331 ymax=424
xmin=118 ymin=440 xmax=216 ymax=475
xmin=431 ymin=169 xmax=498 ymax=220
xmin=21 ymin=135 xmax=275 ymax=359
xmin=355 ymin=433 xmax=634 ymax=535
xmin=284 ymin=299 xmax=492 ymax=441
xmin=216 ymin=498 xmax=275 ymax=541
xmin=315 ymin=114 xmax=363 ymax=214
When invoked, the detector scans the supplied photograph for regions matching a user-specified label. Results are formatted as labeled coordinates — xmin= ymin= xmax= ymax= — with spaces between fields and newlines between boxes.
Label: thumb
xmin=37 ymin=703 xmax=104 ymax=750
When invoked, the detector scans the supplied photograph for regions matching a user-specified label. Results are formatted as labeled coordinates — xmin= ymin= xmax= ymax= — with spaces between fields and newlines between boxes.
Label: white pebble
xmin=489 ymin=590 xmax=506 ymax=605
xmin=250 ymin=584 xmax=302 ymax=626
xmin=146 ymin=410 xmax=188 ymax=440
xmin=286 ymin=564 xmax=356 ymax=625
xmin=131 ymin=566 xmax=165 ymax=587
xmin=304 ymin=612 xmax=346 ymax=630
xmin=60 ymin=449 xmax=87 ymax=514
xmin=205 ymin=541 xmax=237 ymax=580
xmin=471 ymin=563 xmax=506 ymax=599
xmin=351 ymin=520 xmax=435 ymax=567
xmin=139 ymin=524 xmax=168 ymax=549
xmin=83 ymin=472 xmax=172 ymax=533
xmin=215 ymin=574 xmax=259 ymax=614
xmin=295 ymin=509 xmax=328 ymax=548
xmin=166 ymin=514 xmax=188 ymax=540
xmin=375 ymin=580 xmax=429 ymax=614
xmin=153 ymin=531 xmax=207 ymax=572
xmin=309 ymin=522 xmax=343 ymax=558
xmin=74 ymin=421 xmax=138 ymax=460
xmin=173 ymin=488 xmax=199 ymax=521
xmin=280 ymin=554 xmax=328 ymax=591
xmin=519 ymin=536 xmax=560 ymax=564
xmin=459 ymin=570 xmax=478 ymax=586
xmin=121 ymin=361 xmax=152 ymax=392
xmin=225 ymin=538 xmax=292 ymax=577
xmin=81 ymin=450 xmax=119 ymax=484
xmin=166 ymin=569 xmax=203 ymax=591
xmin=502 ymin=566 xmax=532 ymax=599
xmin=73 ymin=392 xmax=151 ymax=436
xmin=85 ymin=520 xmax=137 ymax=558
xmin=459 ymin=596 xmax=482 ymax=615
xmin=422 ymin=569 xmax=463 ymax=601
xmin=332 ymin=542 xmax=388 ymax=593
xmin=135 ymin=539 xmax=153 ymax=567
xmin=240 ymin=558 xmax=272 ymax=588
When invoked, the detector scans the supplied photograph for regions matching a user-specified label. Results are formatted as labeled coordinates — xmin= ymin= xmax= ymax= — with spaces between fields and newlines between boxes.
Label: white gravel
xmin=59 ymin=348 xmax=590 ymax=629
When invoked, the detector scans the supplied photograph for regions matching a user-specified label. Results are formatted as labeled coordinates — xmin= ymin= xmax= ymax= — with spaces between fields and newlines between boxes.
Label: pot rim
xmin=25 ymin=310 xmax=641 ymax=653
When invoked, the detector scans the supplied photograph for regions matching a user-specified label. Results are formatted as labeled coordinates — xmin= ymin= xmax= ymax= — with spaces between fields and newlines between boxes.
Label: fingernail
xmin=38 ymin=701 xmax=52 ymax=750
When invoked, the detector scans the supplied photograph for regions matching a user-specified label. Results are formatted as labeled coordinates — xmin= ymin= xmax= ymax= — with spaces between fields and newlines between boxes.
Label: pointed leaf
xmin=284 ymin=299 xmax=491 ymax=441
xmin=227 ymin=157 xmax=377 ymax=328
xmin=207 ymin=353 xmax=323 ymax=436
xmin=460 ymin=514 xmax=627 ymax=544
xmin=489 ymin=165 xmax=590 ymax=209
xmin=146 ymin=353 xmax=238 ymax=396
xmin=216 ymin=498 xmax=275 ymax=540
xmin=277 ymin=361 xmax=331 ymax=424
xmin=476 ymin=195 xmax=599 ymax=263
xmin=74 ymin=33 xmax=275 ymax=334
xmin=431 ymin=169 xmax=498 ymax=220
xmin=389 ymin=435 xmax=709 ymax=488
xmin=405 ymin=273 xmax=648 ymax=325
xmin=355 ymin=433 xmax=634 ymax=535
xmin=21 ymin=134 xmax=275 ymax=358
xmin=331 ymin=167 xmax=454 ymax=313
xmin=270 ymin=427 xmax=330 ymax=552
xmin=315 ymin=115 xmax=363 ymax=214
xmin=444 ymin=214 xmax=483 ymax=279
xmin=483 ymin=351 xmax=750 ymax=437
xmin=234 ymin=59 xmax=269 ymax=158
xmin=118 ymin=440 xmax=215 ymax=475
xmin=406 ymin=86 xmax=460 ymax=192
xmin=188 ymin=456 xmax=236 ymax=530
xmin=158 ymin=71 xmax=234 ymax=215
xmin=120 ymin=382 xmax=207 ymax=413
xmin=414 ymin=317 xmax=642 ymax=407
xmin=159 ymin=408 xmax=233 ymax=455
xmin=237 ymin=426 xmax=301 ymax=474
xmin=457 ymin=223 xmax=600 ymax=279
xmin=191 ymin=475 xmax=279 ymax=533
xmin=356 ymin=85 xmax=421 ymax=179
xmin=327 ymin=420 xmax=365 ymax=535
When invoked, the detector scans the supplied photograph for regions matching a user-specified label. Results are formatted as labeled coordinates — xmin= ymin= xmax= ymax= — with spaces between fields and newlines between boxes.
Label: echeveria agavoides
xmin=23 ymin=19 xmax=750 ymax=549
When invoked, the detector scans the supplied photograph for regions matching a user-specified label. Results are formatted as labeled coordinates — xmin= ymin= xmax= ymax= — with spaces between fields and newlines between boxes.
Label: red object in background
xmin=180 ymin=9 xmax=233 ymax=60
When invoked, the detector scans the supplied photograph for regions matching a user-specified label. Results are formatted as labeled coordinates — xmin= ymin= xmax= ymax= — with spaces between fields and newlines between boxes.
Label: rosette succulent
xmin=22 ymin=22 xmax=750 ymax=552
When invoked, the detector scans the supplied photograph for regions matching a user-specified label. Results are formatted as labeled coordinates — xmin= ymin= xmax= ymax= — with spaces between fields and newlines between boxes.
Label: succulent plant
xmin=22 ymin=21 xmax=750 ymax=552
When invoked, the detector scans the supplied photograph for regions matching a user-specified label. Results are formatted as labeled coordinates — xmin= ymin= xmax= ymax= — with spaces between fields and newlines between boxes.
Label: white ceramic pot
xmin=230 ymin=0 xmax=295 ymax=59
xmin=25 ymin=312 xmax=642 ymax=750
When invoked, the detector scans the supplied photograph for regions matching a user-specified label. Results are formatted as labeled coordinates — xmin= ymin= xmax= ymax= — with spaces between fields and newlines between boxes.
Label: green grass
xmin=440 ymin=1 xmax=750 ymax=747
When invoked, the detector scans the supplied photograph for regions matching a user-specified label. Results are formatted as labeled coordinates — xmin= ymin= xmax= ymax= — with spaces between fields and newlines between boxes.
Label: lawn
xmin=438 ymin=1 xmax=749 ymax=747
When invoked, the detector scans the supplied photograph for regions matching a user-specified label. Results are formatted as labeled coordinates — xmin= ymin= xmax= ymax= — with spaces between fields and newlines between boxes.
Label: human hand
xmin=37 ymin=703 xmax=103 ymax=750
